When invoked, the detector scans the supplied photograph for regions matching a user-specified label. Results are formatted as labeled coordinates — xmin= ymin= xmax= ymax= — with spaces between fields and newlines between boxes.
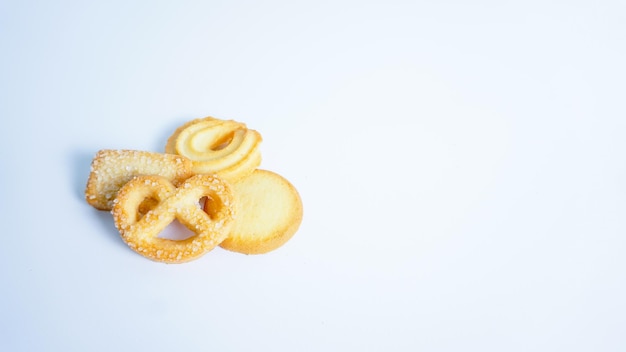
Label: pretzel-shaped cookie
xmin=112 ymin=174 xmax=235 ymax=263
xmin=165 ymin=117 xmax=262 ymax=181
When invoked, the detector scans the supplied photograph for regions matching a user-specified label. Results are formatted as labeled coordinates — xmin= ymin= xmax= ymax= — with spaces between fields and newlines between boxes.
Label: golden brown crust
xmin=165 ymin=117 xmax=262 ymax=182
xmin=84 ymin=117 xmax=302 ymax=262
xmin=219 ymin=169 xmax=303 ymax=255
xmin=112 ymin=174 xmax=235 ymax=263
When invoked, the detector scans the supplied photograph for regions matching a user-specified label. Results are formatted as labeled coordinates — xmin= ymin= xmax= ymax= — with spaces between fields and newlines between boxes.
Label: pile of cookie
xmin=85 ymin=117 xmax=303 ymax=263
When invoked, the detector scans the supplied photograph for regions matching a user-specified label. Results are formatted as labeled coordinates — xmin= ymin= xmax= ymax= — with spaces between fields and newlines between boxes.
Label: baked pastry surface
xmin=85 ymin=149 xmax=194 ymax=210
xmin=220 ymin=169 xmax=303 ymax=254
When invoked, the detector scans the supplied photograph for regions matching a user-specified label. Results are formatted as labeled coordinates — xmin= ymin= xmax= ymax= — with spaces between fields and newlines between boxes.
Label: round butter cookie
xmin=219 ymin=169 xmax=303 ymax=254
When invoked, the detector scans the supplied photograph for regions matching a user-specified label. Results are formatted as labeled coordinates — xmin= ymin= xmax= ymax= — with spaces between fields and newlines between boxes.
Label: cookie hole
xmin=156 ymin=197 xmax=217 ymax=241
xmin=200 ymin=195 xmax=222 ymax=220
xmin=137 ymin=197 xmax=159 ymax=219
xmin=158 ymin=220 xmax=197 ymax=241
xmin=210 ymin=132 xmax=234 ymax=151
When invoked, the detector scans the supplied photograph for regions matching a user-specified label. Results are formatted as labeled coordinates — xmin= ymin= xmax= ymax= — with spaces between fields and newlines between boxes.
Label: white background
xmin=1 ymin=1 xmax=625 ymax=351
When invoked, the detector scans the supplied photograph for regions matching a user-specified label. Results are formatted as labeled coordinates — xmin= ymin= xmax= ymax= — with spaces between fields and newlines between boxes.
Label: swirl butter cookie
xmin=165 ymin=117 xmax=262 ymax=182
